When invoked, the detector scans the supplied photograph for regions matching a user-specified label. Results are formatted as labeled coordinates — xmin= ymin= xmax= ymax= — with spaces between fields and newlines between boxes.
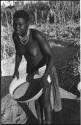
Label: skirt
xmin=34 ymin=65 xmax=62 ymax=112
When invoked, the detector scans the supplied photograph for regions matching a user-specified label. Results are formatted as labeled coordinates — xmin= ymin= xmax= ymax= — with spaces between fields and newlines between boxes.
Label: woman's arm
xmin=13 ymin=54 xmax=22 ymax=79
xmin=12 ymin=33 xmax=22 ymax=79
xmin=33 ymin=30 xmax=54 ymax=84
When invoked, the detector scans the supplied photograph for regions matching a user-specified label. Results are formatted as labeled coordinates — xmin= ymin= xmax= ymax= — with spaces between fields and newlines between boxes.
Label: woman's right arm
xmin=13 ymin=54 xmax=22 ymax=79
xmin=12 ymin=33 xmax=22 ymax=79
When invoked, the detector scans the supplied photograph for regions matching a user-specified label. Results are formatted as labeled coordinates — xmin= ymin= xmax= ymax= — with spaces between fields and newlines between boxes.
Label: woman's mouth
xmin=17 ymin=30 xmax=22 ymax=34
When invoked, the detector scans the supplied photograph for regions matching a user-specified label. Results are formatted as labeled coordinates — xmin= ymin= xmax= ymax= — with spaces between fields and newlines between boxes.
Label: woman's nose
xmin=17 ymin=24 xmax=21 ymax=29
xmin=17 ymin=25 xmax=20 ymax=29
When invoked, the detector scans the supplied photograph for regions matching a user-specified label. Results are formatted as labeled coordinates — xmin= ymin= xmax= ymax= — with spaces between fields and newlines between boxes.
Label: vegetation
xmin=1 ymin=1 xmax=80 ymax=77
xmin=1 ymin=1 xmax=80 ymax=60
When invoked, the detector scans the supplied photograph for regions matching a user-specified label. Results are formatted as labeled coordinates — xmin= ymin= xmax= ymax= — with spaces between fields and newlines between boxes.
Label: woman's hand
xmin=13 ymin=71 xmax=19 ymax=79
xmin=26 ymin=74 xmax=34 ymax=83
xmin=41 ymin=76 xmax=50 ymax=93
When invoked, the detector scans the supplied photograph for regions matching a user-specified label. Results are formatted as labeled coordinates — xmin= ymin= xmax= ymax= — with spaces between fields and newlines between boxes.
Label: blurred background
xmin=1 ymin=0 xmax=80 ymax=60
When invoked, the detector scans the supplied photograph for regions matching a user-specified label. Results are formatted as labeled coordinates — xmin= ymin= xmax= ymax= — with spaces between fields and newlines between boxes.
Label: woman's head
xmin=13 ymin=10 xmax=30 ymax=36
xmin=13 ymin=10 xmax=29 ymax=22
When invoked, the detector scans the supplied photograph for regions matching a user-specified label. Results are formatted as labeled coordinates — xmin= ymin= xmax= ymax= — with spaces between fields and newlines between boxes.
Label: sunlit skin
xmin=12 ymin=16 xmax=54 ymax=123
xmin=13 ymin=18 xmax=28 ymax=37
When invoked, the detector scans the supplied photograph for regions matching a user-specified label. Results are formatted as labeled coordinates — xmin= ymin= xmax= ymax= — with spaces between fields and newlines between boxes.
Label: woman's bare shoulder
xmin=30 ymin=28 xmax=45 ymax=40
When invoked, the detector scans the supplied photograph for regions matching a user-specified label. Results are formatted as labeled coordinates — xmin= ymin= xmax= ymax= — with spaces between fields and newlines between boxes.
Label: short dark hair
xmin=13 ymin=10 xmax=29 ymax=22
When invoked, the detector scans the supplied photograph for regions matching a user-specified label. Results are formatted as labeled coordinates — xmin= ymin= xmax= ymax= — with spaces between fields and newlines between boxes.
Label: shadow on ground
xmin=1 ymin=76 xmax=13 ymax=98
xmin=52 ymin=99 xmax=80 ymax=124
xmin=18 ymin=102 xmax=39 ymax=124
xmin=18 ymin=99 xmax=80 ymax=124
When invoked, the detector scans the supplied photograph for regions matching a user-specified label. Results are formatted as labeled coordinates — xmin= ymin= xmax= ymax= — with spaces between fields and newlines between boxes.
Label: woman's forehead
xmin=14 ymin=18 xmax=26 ymax=23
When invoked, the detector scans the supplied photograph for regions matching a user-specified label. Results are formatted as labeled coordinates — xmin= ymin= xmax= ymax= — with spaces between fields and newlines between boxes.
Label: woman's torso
xmin=14 ymin=29 xmax=47 ymax=73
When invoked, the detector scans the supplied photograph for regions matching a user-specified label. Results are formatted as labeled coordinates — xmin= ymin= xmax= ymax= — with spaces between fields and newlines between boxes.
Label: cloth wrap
xmin=34 ymin=65 xmax=62 ymax=112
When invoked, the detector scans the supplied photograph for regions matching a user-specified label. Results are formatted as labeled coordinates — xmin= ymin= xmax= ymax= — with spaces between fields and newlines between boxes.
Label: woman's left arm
xmin=34 ymin=31 xmax=54 ymax=82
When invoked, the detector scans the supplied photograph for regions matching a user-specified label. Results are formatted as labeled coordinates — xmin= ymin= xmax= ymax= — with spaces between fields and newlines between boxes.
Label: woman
xmin=12 ymin=10 xmax=62 ymax=124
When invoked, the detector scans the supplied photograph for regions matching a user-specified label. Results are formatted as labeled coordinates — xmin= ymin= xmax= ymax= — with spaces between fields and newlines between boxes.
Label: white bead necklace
xmin=19 ymin=28 xmax=30 ymax=45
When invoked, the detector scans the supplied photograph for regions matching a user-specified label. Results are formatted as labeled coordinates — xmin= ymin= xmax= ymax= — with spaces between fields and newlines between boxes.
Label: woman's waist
xmin=28 ymin=56 xmax=44 ymax=67
xmin=27 ymin=57 xmax=46 ymax=70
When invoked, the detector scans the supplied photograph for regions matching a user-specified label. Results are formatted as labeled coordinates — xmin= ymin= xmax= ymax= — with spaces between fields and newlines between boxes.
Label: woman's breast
xmin=28 ymin=41 xmax=41 ymax=56
xmin=26 ymin=41 xmax=43 ymax=67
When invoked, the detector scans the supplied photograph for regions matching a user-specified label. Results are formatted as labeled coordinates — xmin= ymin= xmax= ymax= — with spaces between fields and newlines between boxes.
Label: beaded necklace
xmin=19 ymin=27 xmax=30 ymax=45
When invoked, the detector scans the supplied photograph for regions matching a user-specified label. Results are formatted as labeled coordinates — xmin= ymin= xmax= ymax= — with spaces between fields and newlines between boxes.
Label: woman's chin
xmin=16 ymin=30 xmax=27 ymax=37
xmin=17 ymin=32 xmax=22 ymax=36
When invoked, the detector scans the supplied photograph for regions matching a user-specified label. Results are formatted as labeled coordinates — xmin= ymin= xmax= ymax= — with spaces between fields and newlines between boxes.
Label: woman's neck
xmin=20 ymin=30 xmax=28 ymax=37
xmin=18 ymin=28 xmax=30 ymax=45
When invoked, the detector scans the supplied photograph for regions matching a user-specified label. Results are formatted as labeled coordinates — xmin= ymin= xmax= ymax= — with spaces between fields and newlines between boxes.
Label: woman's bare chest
xmin=26 ymin=40 xmax=42 ymax=57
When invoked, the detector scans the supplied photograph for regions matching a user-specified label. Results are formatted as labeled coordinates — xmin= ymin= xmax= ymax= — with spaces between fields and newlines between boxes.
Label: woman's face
xmin=13 ymin=18 xmax=28 ymax=36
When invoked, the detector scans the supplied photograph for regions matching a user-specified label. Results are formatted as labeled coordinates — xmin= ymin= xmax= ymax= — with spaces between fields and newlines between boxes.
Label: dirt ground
xmin=1 ymin=76 xmax=80 ymax=124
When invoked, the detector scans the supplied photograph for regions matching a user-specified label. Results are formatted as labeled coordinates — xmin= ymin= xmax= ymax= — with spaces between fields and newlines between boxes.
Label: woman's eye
xmin=19 ymin=23 xmax=23 ymax=26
